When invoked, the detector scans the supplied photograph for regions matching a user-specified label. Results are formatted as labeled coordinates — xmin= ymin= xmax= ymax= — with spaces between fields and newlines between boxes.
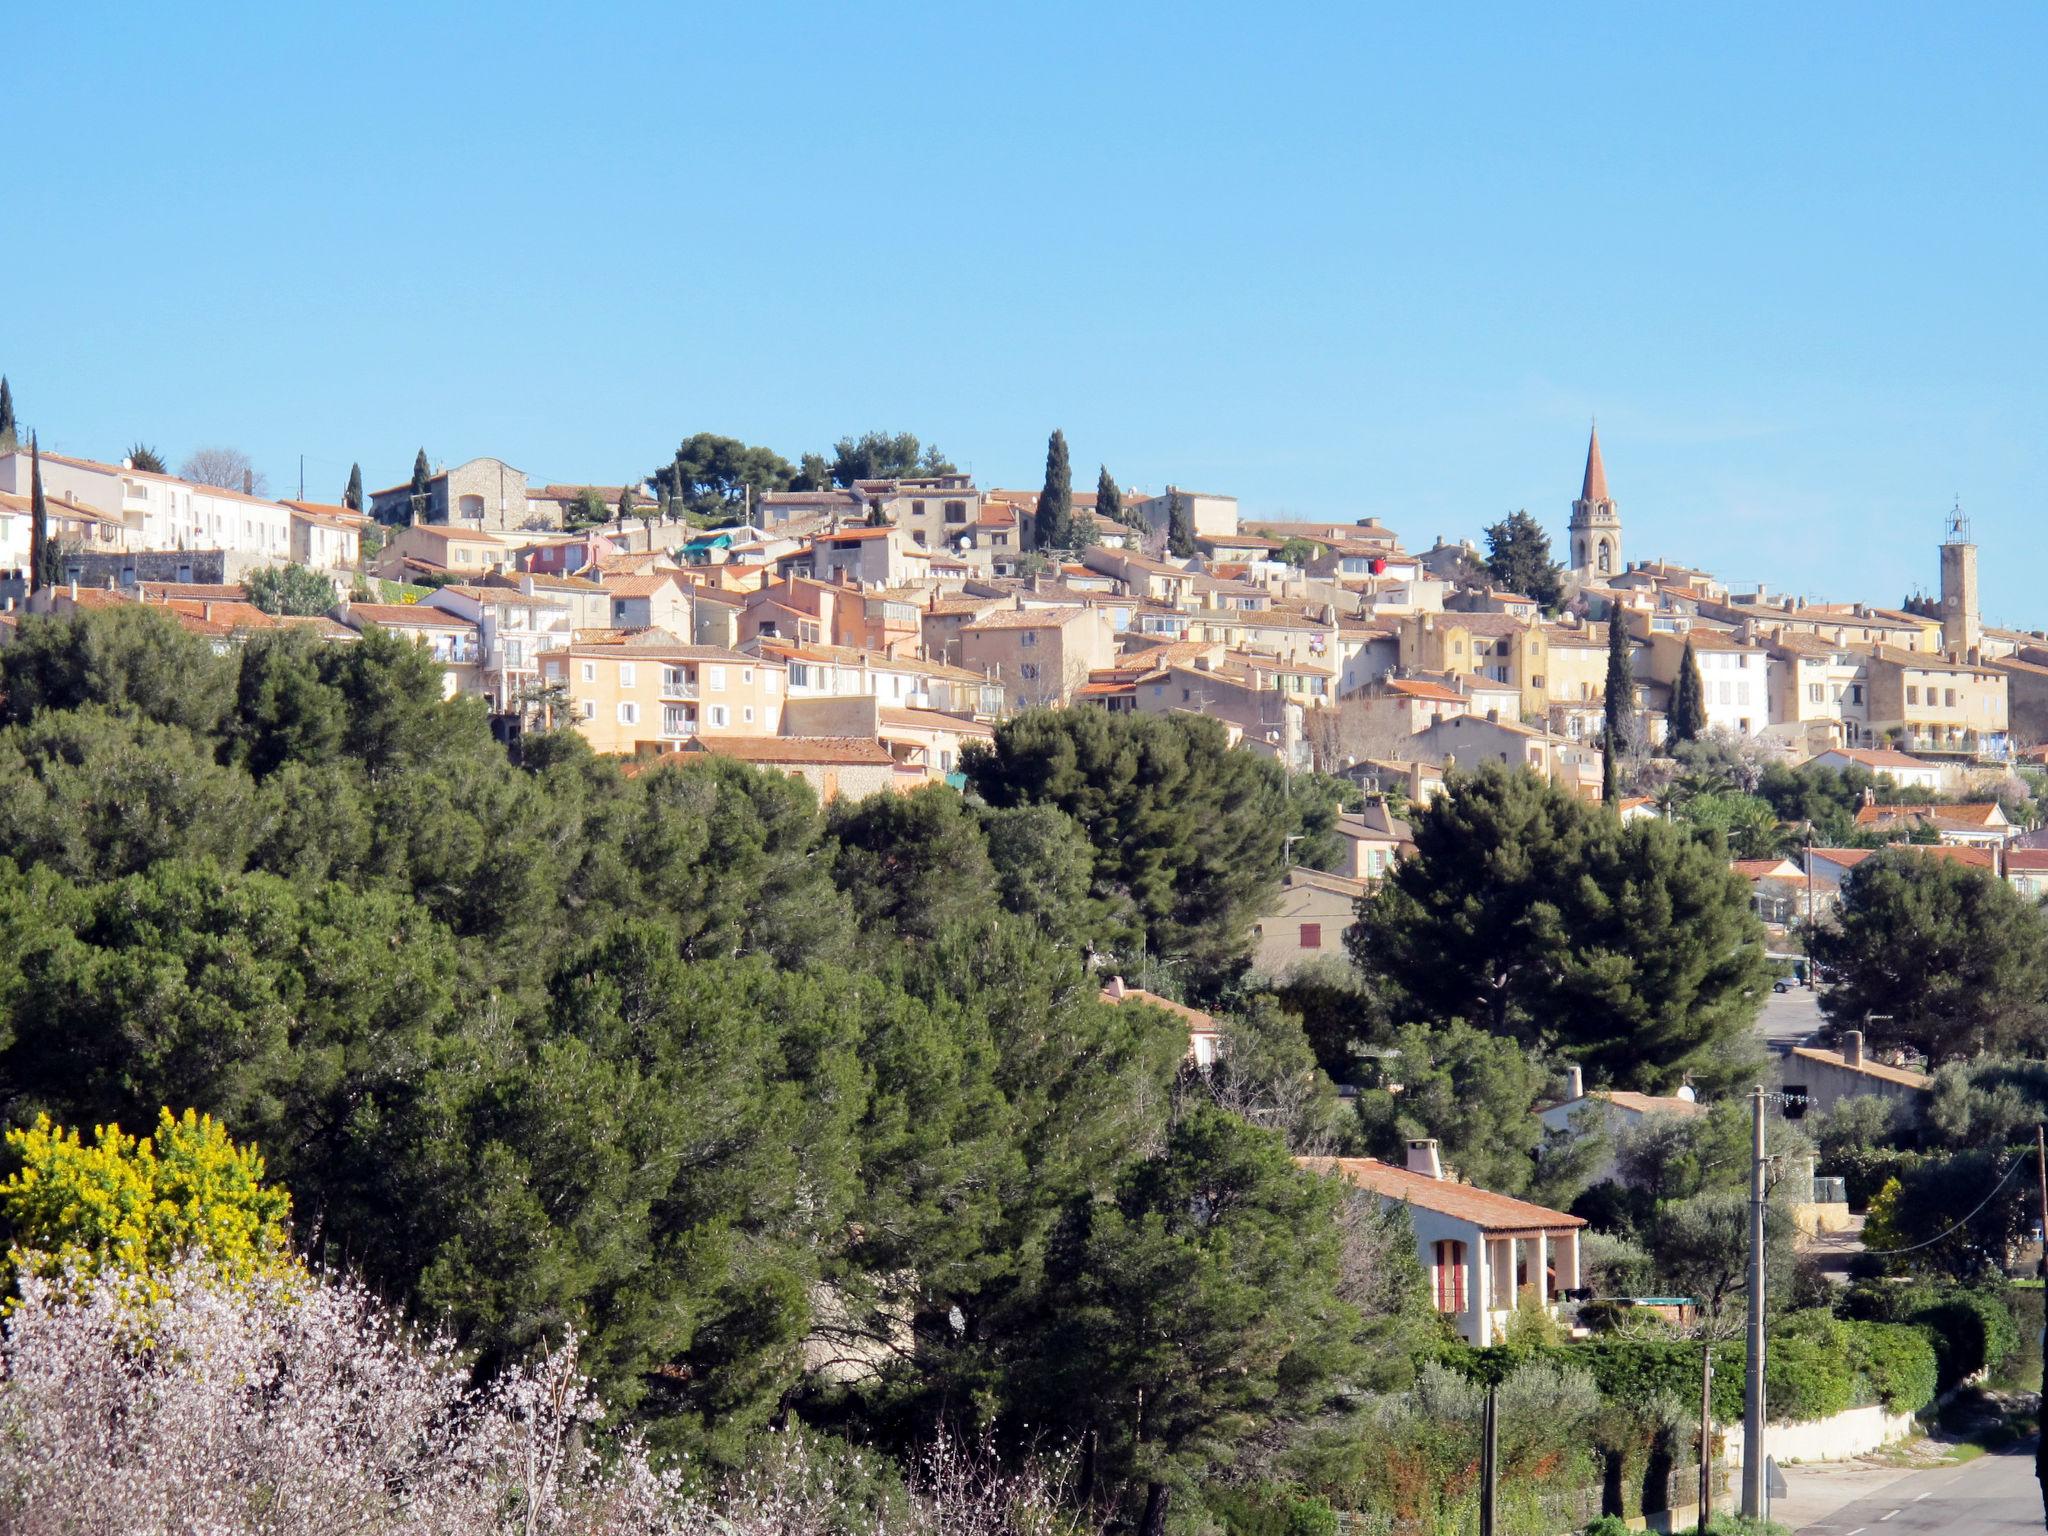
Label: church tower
xmin=1569 ymin=423 xmax=1622 ymax=580
xmin=1939 ymin=501 xmax=1981 ymax=656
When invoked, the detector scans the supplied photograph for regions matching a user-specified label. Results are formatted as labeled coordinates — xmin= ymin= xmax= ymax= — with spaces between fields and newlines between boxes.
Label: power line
xmin=1854 ymin=1152 xmax=2029 ymax=1258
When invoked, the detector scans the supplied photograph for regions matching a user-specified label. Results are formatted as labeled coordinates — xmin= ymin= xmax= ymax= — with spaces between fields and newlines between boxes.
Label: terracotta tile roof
xmin=1869 ymin=645 xmax=2000 ymax=676
xmin=962 ymin=605 xmax=1087 ymax=632
xmin=690 ymin=735 xmax=895 ymax=766
xmin=1097 ymin=978 xmax=1221 ymax=1034
xmin=1298 ymin=1157 xmax=1586 ymax=1232
xmin=1854 ymin=803 xmax=2005 ymax=830
xmin=346 ymin=603 xmax=474 ymax=630
xmin=601 ymin=574 xmax=686 ymax=598
xmin=1812 ymin=844 xmax=1997 ymax=872
xmin=1592 ymin=1090 xmax=1708 ymax=1119
xmin=1815 ymin=747 xmax=1938 ymax=771
xmin=2004 ymin=849 xmax=2048 ymax=872
xmin=1731 ymin=858 xmax=1804 ymax=880
xmin=1382 ymin=677 xmax=1467 ymax=703
xmin=876 ymin=706 xmax=995 ymax=738
xmin=1788 ymin=1045 xmax=1931 ymax=1090
xmin=813 ymin=527 xmax=895 ymax=544
xmin=1284 ymin=865 xmax=1372 ymax=898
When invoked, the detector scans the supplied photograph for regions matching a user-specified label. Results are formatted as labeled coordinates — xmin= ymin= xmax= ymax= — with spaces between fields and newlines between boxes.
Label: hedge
xmin=1434 ymin=1317 xmax=1938 ymax=1423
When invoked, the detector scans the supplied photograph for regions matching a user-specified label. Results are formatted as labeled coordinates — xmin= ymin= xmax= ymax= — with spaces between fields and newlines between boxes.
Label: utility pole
xmin=1479 ymin=1383 xmax=1499 ymax=1536
xmin=1802 ymin=822 xmax=1816 ymax=988
xmin=2035 ymin=1125 xmax=2047 ymax=1526
xmin=1699 ymin=1331 xmax=1714 ymax=1527
xmin=1742 ymin=1083 xmax=1767 ymax=1518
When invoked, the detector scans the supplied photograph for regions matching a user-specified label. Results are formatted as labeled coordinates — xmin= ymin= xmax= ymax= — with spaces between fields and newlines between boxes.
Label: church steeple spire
xmin=1581 ymin=422 xmax=1608 ymax=503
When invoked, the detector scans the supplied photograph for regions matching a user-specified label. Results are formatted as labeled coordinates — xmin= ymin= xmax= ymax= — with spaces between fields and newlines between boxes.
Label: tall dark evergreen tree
xmin=0 ymin=376 xmax=16 ymax=453
xmin=28 ymin=435 xmax=59 ymax=589
xmin=343 ymin=463 xmax=364 ymax=512
xmin=1097 ymin=466 xmax=1123 ymax=532
xmin=1481 ymin=508 xmax=1564 ymax=609
xmin=1671 ymin=637 xmax=1709 ymax=743
xmin=399 ymin=448 xmax=431 ymax=525
xmin=1603 ymin=615 xmax=1636 ymax=758
xmin=1165 ymin=487 xmax=1195 ymax=558
xmin=1034 ymin=429 xmax=1072 ymax=550
xmin=1602 ymin=731 xmax=1619 ymax=806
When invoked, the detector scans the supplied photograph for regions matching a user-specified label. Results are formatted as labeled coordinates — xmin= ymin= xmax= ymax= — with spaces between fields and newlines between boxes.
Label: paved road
xmin=1757 ymin=982 xmax=1824 ymax=1051
xmin=1791 ymin=1445 xmax=2042 ymax=1536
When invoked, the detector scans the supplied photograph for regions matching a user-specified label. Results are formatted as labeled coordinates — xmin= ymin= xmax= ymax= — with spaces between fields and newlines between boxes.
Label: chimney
xmin=243 ymin=469 xmax=254 ymax=495
xmin=1842 ymin=1029 xmax=1865 ymax=1067
xmin=1405 ymin=1139 xmax=1443 ymax=1179
xmin=1103 ymin=976 xmax=1127 ymax=1000
xmin=1565 ymin=1064 xmax=1585 ymax=1101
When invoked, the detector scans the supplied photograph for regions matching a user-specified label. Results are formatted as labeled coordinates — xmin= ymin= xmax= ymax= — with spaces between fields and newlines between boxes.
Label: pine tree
xmin=1603 ymin=614 xmax=1636 ymax=758
xmin=344 ymin=463 xmax=363 ymax=512
xmin=28 ymin=435 xmax=59 ymax=589
xmin=1034 ymin=429 xmax=1071 ymax=550
xmin=1672 ymin=637 xmax=1709 ymax=743
xmin=1097 ymin=466 xmax=1123 ymax=532
xmin=1166 ymin=487 xmax=1195 ymax=558
xmin=127 ymin=444 xmax=167 ymax=474
xmin=0 ymin=376 xmax=16 ymax=454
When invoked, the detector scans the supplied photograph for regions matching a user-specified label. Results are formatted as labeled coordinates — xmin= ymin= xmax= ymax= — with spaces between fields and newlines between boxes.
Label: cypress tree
xmin=1035 ymin=429 xmax=1072 ymax=550
xmin=1166 ymin=487 xmax=1196 ymax=558
xmin=1097 ymin=466 xmax=1123 ymax=532
xmin=1672 ymin=638 xmax=1709 ymax=743
xmin=1602 ymin=614 xmax=1635 ymax=758
xmin=0 ymin=376 xmax=15 ymax=453
xmin=1601 ymin=731 xmax=1619 ymax=806
xmin=344 ymin=463 xmax=364 ymax=511
xmin=28 ymin=434 xmax=59 ymax=589
xmin=404 ymin=448 xmax=431 ymax=524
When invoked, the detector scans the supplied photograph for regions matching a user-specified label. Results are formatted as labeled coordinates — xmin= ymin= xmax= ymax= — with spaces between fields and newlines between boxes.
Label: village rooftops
xmin=1297 ymin=1157 xmax=1586 ymax=1233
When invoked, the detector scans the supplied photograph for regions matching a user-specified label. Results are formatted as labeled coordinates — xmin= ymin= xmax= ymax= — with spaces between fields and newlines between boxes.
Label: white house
xmin=1301 ymin=1141 xmax=1585 ymax=1346
xmin=1535 ymin=1065 xmax=1705 ymax=1183
xmin=0 ymin=449 xmax=296 ymax=575
xmin=1806 ymin=746 xmax=1944 ymax=794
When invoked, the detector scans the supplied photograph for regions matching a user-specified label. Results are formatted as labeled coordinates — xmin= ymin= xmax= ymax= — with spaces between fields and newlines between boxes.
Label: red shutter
xmin=1299 ymin=922 xmax=1322 ymax=949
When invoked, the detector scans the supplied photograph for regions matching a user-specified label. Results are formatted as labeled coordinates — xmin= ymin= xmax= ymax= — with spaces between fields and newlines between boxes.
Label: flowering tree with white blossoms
xmin=0 ymin=1257 xmax=1101 ymax=1536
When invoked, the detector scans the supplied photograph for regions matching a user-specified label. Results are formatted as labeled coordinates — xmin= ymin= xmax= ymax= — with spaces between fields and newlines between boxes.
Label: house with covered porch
xmin=1300 ymin=1140 xmax=1585 ymax=1345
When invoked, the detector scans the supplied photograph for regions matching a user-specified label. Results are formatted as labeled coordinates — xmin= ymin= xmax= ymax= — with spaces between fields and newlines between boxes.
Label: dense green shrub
xmin=1846 ymin=1321 xmax=1940 ymax=1414
xmin=1910 ymin=1289 xmax=2019 ymax=1390
xmin=1585 ymin=1518 xmax=1631 ymax=1536
xmin=1765 ymin=1313 xmax=1857 ymax=1420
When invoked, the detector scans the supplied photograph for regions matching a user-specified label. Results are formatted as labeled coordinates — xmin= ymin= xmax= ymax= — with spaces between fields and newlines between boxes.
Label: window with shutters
xmin=1433 ymin=1240 xmax=1467 ymax=1313
xmin=1299 ymin=922 xmax=1321 ymax=949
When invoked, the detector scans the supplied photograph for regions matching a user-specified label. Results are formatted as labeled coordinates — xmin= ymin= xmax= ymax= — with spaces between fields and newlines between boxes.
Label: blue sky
xmin=10 ymin=3 xmax=2047 ymax=622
